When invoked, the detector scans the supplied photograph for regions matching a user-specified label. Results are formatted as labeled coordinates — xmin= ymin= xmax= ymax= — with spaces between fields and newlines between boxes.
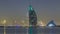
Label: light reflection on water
xmin=0 ymin=26 xmax=60 ymax=34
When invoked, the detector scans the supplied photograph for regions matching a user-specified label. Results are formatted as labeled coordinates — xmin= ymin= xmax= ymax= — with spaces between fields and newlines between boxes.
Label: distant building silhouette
xmin=47 ymin=20 xmax=56 ymax=27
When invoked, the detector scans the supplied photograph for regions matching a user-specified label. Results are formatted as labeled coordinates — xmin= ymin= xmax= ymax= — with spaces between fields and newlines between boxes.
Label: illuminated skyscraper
xmin=28 ymin=5 xmax=37 ymax=34
xmin=29 ymin=5 xmax=37 ymax=26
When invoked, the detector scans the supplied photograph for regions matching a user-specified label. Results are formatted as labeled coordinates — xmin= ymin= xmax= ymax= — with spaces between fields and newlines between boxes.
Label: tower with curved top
xmin=28 ymin=5 xmax=37 ymax=34
xmin=29 ymin=5 xmax=37 ymax=26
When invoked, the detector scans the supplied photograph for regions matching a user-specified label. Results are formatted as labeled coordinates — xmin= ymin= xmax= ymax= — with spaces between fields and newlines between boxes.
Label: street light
xmin=2 ymin=19 xmax=6 ymax=34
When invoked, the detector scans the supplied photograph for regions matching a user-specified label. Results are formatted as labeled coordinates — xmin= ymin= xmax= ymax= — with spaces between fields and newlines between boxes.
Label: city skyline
xmin=0 ymin=0 xmax=60 ymax=26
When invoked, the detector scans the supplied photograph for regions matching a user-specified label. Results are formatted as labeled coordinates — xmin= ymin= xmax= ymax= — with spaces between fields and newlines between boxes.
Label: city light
xmin=2 ymin=19 xmax=7 ymax=25
xmin=38 ymin=21 xmax=45 ymax=26
xmin=40 ymin=21 xmax=45 ymax=26
xmin=2 ymin=19 xmax=7 ymax=34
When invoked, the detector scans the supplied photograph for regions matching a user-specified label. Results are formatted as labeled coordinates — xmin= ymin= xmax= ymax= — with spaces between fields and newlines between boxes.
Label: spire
xmin=28 ymin=0 xmax=34 ymax=11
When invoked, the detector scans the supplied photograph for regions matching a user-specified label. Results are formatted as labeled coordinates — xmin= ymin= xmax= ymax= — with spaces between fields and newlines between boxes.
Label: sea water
xmin=0 ymin=26 xmax=60 ymax=34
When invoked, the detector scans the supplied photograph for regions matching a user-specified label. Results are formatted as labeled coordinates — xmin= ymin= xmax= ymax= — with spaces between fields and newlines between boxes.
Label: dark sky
xmin=0 ymin=0 xmax=60 ymax=25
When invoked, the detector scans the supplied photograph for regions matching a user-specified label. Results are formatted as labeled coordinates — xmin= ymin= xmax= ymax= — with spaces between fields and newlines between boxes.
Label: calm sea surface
xmin=0 ymin=26 xmax=60 ymax=34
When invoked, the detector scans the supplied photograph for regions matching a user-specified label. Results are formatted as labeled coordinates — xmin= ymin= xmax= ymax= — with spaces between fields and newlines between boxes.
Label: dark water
xmin=0 ymin=26 xmax=60 ymax=34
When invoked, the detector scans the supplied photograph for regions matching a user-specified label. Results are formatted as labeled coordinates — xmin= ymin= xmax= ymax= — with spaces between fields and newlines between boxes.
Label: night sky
xmin=0 ymin=0 xmax=60 ymax=26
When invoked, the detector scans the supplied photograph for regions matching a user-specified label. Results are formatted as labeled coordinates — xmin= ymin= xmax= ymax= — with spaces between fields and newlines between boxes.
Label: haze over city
xmin=0 ymin=0 xmax=60 ymax=26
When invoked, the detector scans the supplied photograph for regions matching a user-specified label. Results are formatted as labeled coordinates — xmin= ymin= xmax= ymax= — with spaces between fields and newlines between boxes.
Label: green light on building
xmin=29 ymin=5 xmax=34 ymax=11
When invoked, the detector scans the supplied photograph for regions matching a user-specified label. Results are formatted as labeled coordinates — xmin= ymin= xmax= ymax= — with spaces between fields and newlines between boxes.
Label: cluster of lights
xmin=0 ymin=19 xmax=56 ymax=27
xmin=37 ymin=20 xmax=56 ymax=27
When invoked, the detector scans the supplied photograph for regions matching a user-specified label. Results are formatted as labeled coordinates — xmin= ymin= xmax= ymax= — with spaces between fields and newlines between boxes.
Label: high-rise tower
xmin=28 ymin=4 xmax=37 ymax=34
xmin=29 ymin=5 xmax=37 ymax=26
xmin=28 ymin=0 xmax=37 ymax=34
